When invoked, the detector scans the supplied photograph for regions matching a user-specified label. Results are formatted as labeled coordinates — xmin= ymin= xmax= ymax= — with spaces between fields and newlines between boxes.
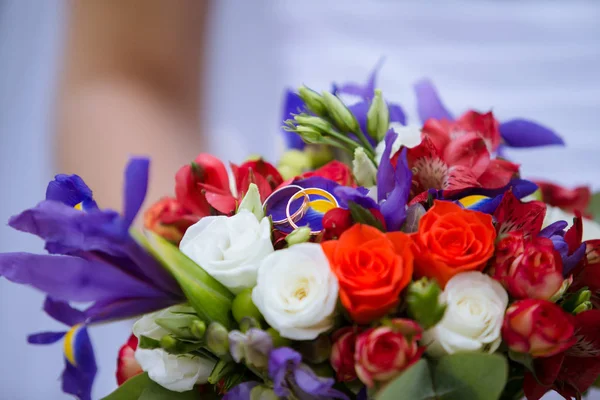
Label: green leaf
xmin=587 ymin=192 xmax=600 ymax=223
xmin=101 ymin=372 xmax=198 ymax=400
xmin=348 ymin=201 xmax=384 ymax=232
xmin=377 ymin=359 xmax=436 ymax=400
xmin=132 ymin=229 xmax=234 ymax=329
xmin=434 ymin=353 xmax=508 ymax=400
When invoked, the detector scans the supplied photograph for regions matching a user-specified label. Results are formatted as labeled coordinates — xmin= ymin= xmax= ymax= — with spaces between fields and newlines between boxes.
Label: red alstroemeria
xmin=493 ymin=190 xmax=546 ymax=238
xmin=407 ymin=110 xmax=520 ymax=197
xmin=534 ymin=180 xmax=592 ymax=214
xmin=116 ymin=334 xmax=143 ymax=386
xmin=175 ymin=153 xmax=232 ymax=216
xmin=143 ymin=197 xmax=199 ymax=244
xmin=176 ymin=155 xmax=283 ymax=217
xmin=571 ymin=239 xmax=600 ymax=308
xmin=523 ymin=310 xmax=600 ymax=400
xmin=301 ymin=160 xmax=356 ymax=187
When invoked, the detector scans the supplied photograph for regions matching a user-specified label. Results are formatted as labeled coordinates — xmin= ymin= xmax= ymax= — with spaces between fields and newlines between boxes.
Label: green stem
xmin=354 ymin=128 xmax=376 ymax=155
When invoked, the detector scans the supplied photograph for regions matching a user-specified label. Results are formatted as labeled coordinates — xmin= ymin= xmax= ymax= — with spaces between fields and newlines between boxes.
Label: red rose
xmin=502 ymin=299 xmax=576 ymax=358
xmin=354 ymin=319 xmax=424 ymax=387
xmin=301 ymin=160 xmax=356 ymax=187
xmin=116 ymin=334 xmax=143 ymax=386
xmin=330 ymin=328 xmax=359 ymax=382
xmin=143 ymin=197 xmax=198 ymax=244
xmin=175 ymin=153 xmax=233 ymax=216
xmin=493 ymin=233 xmax=564 ymax=300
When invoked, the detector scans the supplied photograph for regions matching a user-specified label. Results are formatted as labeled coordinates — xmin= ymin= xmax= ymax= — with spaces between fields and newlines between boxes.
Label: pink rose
xmin=493 ymin=233 xmax=564 ymax=300
xmin=354 ymin=319 xmax=424 ymax=388
xmin=502 ymin=299 xmax=576 ymax=358
xmin=330 ymin=328 xmax=359 ymax=382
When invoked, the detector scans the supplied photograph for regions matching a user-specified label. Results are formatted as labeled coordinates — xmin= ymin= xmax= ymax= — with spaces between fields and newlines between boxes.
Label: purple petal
xmin=123 ymin=158 xmax=149 ymax=228
xmin=0 ymin=253 xmax=166 ymax=302
xmin=377 ymin=130 xmax=399 ymax=202
xmin=563 ymin=243 xmax=586 ymax=277
xmin=336 ymin=59 xmax=383 ymax=101
xmin=348 ymin=101 xmax=371 ymax=142
xmin=268 ymin=347 xmax=302 ymax=397
xmin=281 ymin=90 xmax=306 ymax=150
xmin=62 ymin=326 xmax=96 ymax=400
xmin=539 ymin=221 xmax=569 ymax=238
xmin=500 ymin=119 xmax=564 ymax=148
xmin=445 ymin=179 xmax=539 ymax=201
xmin=84 ymin=296 xmax=178 ymax=323
xmin=389 ymin=103 xmax=407 ymax=125
xmin=294 ymin=364 xmax=347 ymax=399
xmin=223 ymin=382 xmax=259 ymax=400
xmin=414 ymin=79 xmax=453 ymax=123
xmin=46 ymin=174 xmax=98 ymax=211
xmin=8 ymin=200 xmax=181 ymax=296
xmin=380 ymin=149 xmax=412 ymax=231
xmin=43 ymin=297 xmax=86 ymax=326
xmin=27 ymin=331 xmax=66 ymax=345
xmin=335 ymin=186 xmax=378 ymax=210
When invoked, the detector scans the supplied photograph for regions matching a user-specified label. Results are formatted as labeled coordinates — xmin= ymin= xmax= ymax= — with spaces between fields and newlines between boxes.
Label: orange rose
xmin=411 ymin=200 xmax=496 ymax=287
xmin=322 ymin=224 xmax=414 ymax=324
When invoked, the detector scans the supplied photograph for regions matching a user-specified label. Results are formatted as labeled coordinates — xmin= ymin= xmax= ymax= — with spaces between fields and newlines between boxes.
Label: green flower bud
xmin=239 ymin=316 xmax=261 ymax=333
xmin=208 ymin=360 xmax=235 ymax=385
xmin=277 ymin=165 xmax=300 ymax=181
xmin=406 ymin=278 xmax=447 ymax=329
xmin=561 ymin=287 xmax=591 ymax=312
xmin=266 ymin=327 xmax=292 ymax=348
xmin=294 ymin=334 xmax=332 ymax=364
xmin=246 ymin=154 xmax=262 ymax=162
xmin=296 ymin=126 xmax=324 ymax=144
xmin=574 ymin=301 xmax=593 ymax=314
xmin=366 ymin=89 xmax=390 ymax=141
xmin=321 ymin=91 xmax=359 ymax=133
xmin=294 ymin=115 xmax=335 ymax=134
xmin=206 ymin=322 xmax=230 ymax=357
xmin=232 ymin=288 xmax=263 ymax=324
xmin=352 ymin=147 xmax=377 ymax=187
xmin=298 ymin=86 xmax=328 ymax=117
xmin=279 ymin=149 xmax=311 ymax=171
xmin=238 ymin=183 xmax=264 ymax=220
xmin=155 ymin=314 xmax=203 ymax=340
xmin=159 ymin=334 xmax=178 ymax=351
xmin=285 ymin=226 xmax=312 ymax=246
xmin=190 ymin=319 xmax=207 ymax=339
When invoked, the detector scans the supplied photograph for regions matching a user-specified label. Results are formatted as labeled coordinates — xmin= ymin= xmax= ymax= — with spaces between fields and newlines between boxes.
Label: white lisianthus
xmin=422 ymin=272 xmax=508 ymax=358
xmin=179 ymin=210 xmax=274 ymax=294
xmin=133 ymin=307 xmax=216 ymax=392
xmin=353 ymin=147 xmax=378 ymax=187
xmin=252 ymin=243 xmax=339 ymax=340
xmin=375 ymin=123 xmax=422 ymax=165
xmin=543 ymin=205 xmax=600 ymax=241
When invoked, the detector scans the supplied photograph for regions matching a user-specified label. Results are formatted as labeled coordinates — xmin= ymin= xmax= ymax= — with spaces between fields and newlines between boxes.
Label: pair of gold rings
xmin=263 ymin=185 xmax=339 ymax=234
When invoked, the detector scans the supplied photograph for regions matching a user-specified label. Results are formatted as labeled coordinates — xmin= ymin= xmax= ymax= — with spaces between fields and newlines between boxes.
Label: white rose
xmin=422 ymin=272 xmax=508 ymax=358
xmin=252 ymin=243 xmax=339 ymax=340
xmin=133 ymin=307 xmax=216 ymax=392
xmin=375 ymin=123 xmax=422 ymax=165
xmin=544 ymin=205 xmax=600 ymax=241
xmin=179 ymin=210 xmax=274 ymax=294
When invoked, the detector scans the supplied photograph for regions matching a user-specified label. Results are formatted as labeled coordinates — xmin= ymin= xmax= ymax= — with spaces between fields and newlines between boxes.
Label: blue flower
xmin=0 ymin=158 xmax=184 ymax=399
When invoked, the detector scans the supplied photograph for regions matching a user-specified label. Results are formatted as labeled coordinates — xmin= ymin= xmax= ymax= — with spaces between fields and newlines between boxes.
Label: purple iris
xmin=269 ymin=347 xmax=348 ymax=400
xmin=335 ymin=62 xmax=407 ymax=146
xmin=539 ymin=220 xmax=586 ymax=277
xmin=414 ymin=79 xmax=565 ymax=151
xmin=377 ymin=131 xmax=412 ymax=231
xmin=0 ymin=158 xmax=183 ymax=399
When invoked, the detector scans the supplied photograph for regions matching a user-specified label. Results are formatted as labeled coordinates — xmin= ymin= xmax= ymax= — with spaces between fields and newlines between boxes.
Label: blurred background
xmin=0 ymin=0 xmax=599 ymax=399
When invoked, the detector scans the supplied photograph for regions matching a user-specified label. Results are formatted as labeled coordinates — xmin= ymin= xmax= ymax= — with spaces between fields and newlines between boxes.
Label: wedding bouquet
xmin=2 ymin=68 xmax=600 ymax=400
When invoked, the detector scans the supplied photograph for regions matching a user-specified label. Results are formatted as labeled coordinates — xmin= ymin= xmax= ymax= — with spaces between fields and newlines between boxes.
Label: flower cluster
xmin=1 ymin=68 xmax=600 ymax=400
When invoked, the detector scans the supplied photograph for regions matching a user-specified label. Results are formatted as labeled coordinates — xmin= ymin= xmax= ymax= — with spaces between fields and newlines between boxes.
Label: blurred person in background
xmin=0 ymin=0 xmax=599 ymax=399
